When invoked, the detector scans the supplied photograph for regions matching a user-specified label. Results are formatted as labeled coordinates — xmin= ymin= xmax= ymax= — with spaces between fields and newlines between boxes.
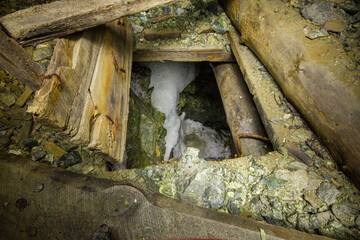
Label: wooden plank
xmin=134 ymin=49 xmax=235 ymax=62
xmin=228 ymin=29 xmax=334 ymax=165
xmin=28 ymin=19 xmax=133 ymax=164
xmin=0 ymin=28 xmax=44 ymax=91
xmin=0 ymin=152 xmax=332 ymax=240
xmin=212 ymin=63 xmax=271 ymax=157
xmin=0 ymin=0 xmax=180 ymax=46
xmin=223 ymin=0 xmax=360 ymax=188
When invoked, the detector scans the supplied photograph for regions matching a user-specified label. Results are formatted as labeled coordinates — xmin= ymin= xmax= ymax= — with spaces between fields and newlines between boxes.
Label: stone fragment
xmin=324 ymin=19 xmax=346 ymax=32
xmin=304 ymin=25 xmax=329 ymax=40
xmin=22 ymin=138 xmax=39 ymax=148
xmin=57 ymin=151 xmax=82 ymax=169
xmin=309 ymin=211 xmax=332 ymax=229
xmin=304 ymin=190 xmax=323 ymax=209
xmin=44 ymin=142 xmax=67 ymax=158
xmin=316 ymin=182 xmax=340 ymax=205
xmin=205 ymin=170 xmax=225 ymax=210
xmin=318 ymin=220 xmax=349 ymax=239
xmin=15 ymin=87 xmax=33 ymax=107
xmin=287 ymin=213 xmax=298 ymax=226
xmin=0 ymin=92 xmax=17 ymax=107
xmin=331 ymin=200 xmax=359 ymax=227
xmin=301 ymin=2 xmax=341 ymax=25
xmin=287 ymin=161 xmax=307 ymax=171
xmin=31 ymin=147 xmax=46 ymax=161
xmin=33 ymin=42 xmax=52 ymax=61
xmin=298 ymin=213 xmax=310 ymax=231
xmin=130 ymin=21 xmax=144 ymax=34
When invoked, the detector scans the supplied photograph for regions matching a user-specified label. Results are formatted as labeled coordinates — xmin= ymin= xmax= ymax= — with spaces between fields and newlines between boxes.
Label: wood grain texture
xmin=0 ymin=0 xmax=180 ymax=46
xmin=223 ymin=0 xmax=360 ymax=188
xmin=134 ymin=49 xmax=235 ymax=62
xmin=212 ymin=62 xmax=270 ymax=157
xmin=28 ymin=19 xmax=134 ymax=164
xmin=228 ymin=28 xmax=335 ymax=165
xmin=0 ymin=28 xmax=44 ymax=90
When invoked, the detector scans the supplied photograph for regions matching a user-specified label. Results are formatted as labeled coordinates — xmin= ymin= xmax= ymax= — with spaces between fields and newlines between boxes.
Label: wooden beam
xmin=0 ymin=0 xmax=180 ymax=46
xmin=0 ymin=27 xmax=44 ymax=91
xmin=223 ymin=0 xmax=360 ymax=188
xmin=212 ymin=63 xmax=271 ymax=157
xmin=0 ymin=152 xmax=333 ymax=240
xmin=28 ymin=19 xmax=134 ymax=164
xmin=228 ymin=28 xmax=334 ymax=165
xmin=134 ymin=48 xmax=235 ymax=62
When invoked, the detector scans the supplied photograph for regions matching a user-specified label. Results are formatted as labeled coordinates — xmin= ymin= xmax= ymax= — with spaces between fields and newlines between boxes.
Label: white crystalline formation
xmin=146 ymin=61 xmax=231 ymax=161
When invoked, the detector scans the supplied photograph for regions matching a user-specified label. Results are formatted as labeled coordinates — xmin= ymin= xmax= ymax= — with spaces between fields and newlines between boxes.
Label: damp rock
xmin=126 ymin=64 xmax=167 ymax=168
xmin=57 ymin=151 xmax=82 ymax=169
xmin=211 ymin=17 xmax=229 ymax=34
xmin=304 ymin=25 xmax=329 ymax=40
xmin=181 ymin=166 xmax=218 ymax=207
xmin=331 ymin=200 xmax=359 ymax=227
xmin=318 ymin=220 xmax=349 ymax=240
xmin=324 ymin=19 xmax=346 ymax=33
xmin=301 ymin=2 xmax=343 ymax=26
xmin=316 ymin=182 xmax=340 ymax=205
xmin=33 ymin=42 xmax=53 ymax=61
xmin=31 ymin=147 xmax=46 ymax=161
xmin=0 ymin=92 xmax=17 ymax=107
xmin=22 ymin=138 xmax=39 ymax=149
xmin=309 ymin=211 xmax=332 ymax=229
xmin=205 ymin=169 xmax=225 ymax=209
xmin=304 ymin=190 xmax=323 ymax=209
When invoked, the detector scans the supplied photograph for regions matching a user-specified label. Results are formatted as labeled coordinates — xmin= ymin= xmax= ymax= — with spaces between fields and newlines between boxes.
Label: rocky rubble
xmin=137 ymin=147 xmax=360 ymax=239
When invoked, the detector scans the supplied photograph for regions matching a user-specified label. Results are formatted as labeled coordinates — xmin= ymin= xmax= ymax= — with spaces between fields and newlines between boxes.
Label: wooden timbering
xmin=212 ymin=63 xmax=271 ymax=157
xmin=228 ymin=28 xmax=333 ymax=165
xmin=223 ymin=0 xmax=360 ymax=187
xmin=28 ymin=19 xmax=134 ymax=164
xmin=0 ymin=28 xmax=44 ymax=91
xmin=0 ymin=0 xmax=180 ymax=46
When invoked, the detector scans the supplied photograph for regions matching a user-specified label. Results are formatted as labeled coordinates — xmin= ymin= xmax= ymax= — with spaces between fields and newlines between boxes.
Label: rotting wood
xmin=0 ymin=0 xmax=178 ymax=45
xmin=0 ymin=0 xmax=180 ymax=46
xmin=223 ymin=0 xmax=360 ymax=188
xmin=0 ymin=27 xmax=44 ymax=91
xmin=0 ymin=152 xmax=332 ymax=240
xmin=212 ymin=63 xmax=271 ymax=157
xmin=28 ymin=19 xmax=134 ymax=164
xmin=228 ymin=28 xmax=334 ymax=166
xmin=134 ymin=48 xmax=235 ymax=62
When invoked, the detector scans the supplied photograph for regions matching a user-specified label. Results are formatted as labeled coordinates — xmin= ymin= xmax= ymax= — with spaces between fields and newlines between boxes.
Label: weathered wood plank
xmin=134 ymin=48 xmax=235 ymax=62
xmin=228 ymin=28 xmax=334 ymax=165
xmin=0 ymin=0 xmax=180 ymax=46
xmin=0 ymin=152 xmax=332 ymax=240
xmin=223 ymin=0 xmax=360 ymax=188
xmin=0 ymin=28 xmax=44 ymax=91
xmin=28 ymin=19 xmax=133 ymax=164
xmin=212 ymin=63 xmax=271 ymax=156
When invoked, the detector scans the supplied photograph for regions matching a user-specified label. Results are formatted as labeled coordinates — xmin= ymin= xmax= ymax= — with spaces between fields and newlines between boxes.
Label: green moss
xmin=126 ymin=65 xmax=167 ymax=169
